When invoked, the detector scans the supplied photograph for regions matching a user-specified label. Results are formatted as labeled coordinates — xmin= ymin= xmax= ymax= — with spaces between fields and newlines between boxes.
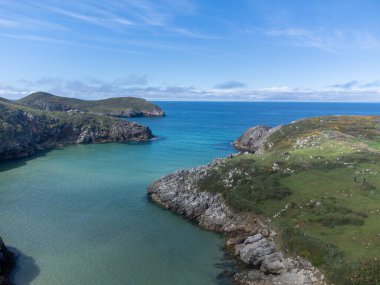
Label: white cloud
xmin=215 ymin=80 xmax=246 ymax=89
xmin=171 ymin=28 xmax=220 ymax=40
xmin=329 ymin=80 xmax=380 ymax=91
xmin=0 ymin=33 xmax=145 ymax=55
xmin=255 ymin=27 xmax=380 ymax=52
xmin=0 ymin=1 xmax=220 ymax=42
xmin=1 ymin=77 xmax=380 ymax=102
xmin=0 ymin=18 xmax=19 ymax=27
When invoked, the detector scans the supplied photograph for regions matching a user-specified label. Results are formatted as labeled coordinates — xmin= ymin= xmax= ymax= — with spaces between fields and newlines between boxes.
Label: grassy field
xmin=198 ymin=116 xmax=380 ymax=284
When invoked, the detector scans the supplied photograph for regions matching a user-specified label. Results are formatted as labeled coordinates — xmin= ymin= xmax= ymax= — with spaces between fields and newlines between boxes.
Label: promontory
xmin=148 ymin=116 xmax=380 ymax=285
xmin=0 ymin=97 xmax=154 ymax=161
xmin=17 ymin=92 xmax=165 ymax=117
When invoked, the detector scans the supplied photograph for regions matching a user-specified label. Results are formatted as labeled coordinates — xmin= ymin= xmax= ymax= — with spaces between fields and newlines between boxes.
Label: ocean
xmin=1 ymin=102 xmax=380 ymax=285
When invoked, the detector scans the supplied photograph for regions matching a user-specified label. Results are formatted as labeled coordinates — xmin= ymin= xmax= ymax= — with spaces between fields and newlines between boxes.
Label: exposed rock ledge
xmin=0 ymin=237 xmax=15 ymax=285
xmin=233 ymin=125 xmax=281 ymax=154
xmin=148 ymin=157 xmax=325 ymax=285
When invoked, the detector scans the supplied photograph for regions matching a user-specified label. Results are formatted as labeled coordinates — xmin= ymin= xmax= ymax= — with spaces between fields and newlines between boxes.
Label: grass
xmin=197 ymin=116 xmax=380 ymax=284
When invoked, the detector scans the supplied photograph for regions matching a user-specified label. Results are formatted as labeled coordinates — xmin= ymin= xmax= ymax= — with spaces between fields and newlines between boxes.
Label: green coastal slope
xmin=0 ymin=98 xmax=154 ymax=161
xmin=17 ymin=92 xmax=165 ymax=117
xmin=199 ymin=116 xmax=380 ymax=284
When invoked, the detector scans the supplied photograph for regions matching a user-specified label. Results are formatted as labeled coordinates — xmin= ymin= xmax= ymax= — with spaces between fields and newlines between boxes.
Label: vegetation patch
xmin=197 ymin=116 xmax=380 ymax=284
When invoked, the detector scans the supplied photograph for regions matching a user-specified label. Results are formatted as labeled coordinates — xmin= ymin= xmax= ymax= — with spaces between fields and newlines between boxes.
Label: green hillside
xmin=17 ymin=91 xmax=165 ymax=117
xmin=199 ymin=116 xmax=380 ymax=284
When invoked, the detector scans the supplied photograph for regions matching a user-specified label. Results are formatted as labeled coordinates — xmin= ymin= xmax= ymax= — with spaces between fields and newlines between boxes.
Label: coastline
xmin=0 ymin=109 xmax=155 ymax=162
xmin=147 ymin=154 xmax=325 ymax=285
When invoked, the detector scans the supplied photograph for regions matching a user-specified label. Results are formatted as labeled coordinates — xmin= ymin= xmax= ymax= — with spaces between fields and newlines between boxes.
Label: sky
xmin=1 ymin=0 xmax=380 ymax=101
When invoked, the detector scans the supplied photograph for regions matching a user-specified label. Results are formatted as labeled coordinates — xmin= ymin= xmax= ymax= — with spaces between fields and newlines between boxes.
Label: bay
xmin=1 ymin=102 xmax=380 ymax=285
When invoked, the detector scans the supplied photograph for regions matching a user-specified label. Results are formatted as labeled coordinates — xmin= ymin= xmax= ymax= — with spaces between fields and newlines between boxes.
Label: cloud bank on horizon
xmin=2 ymin=76 xmax=380 ymax=102
xmin=1 ymin=0 xmax=380 ymax=101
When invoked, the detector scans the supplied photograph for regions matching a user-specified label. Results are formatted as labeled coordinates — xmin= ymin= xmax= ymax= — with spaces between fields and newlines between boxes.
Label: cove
xmin=1 ymin=102 xmax=380 ymax=285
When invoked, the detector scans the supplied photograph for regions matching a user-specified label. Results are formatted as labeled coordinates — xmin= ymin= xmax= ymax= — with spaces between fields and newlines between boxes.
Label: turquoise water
xmin=1 ymin=102 xmax=380 ymax=285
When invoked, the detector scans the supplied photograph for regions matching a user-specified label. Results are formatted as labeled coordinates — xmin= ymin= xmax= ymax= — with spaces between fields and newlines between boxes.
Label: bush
xmin=280 ymin=228 xmax=380 ymax=285
xmin=331 ymin=258 xmax=380 ymax=285
xmin=280 ymin=227 xmax=342 ymax=267
xmin=316 ymin=214 xmax=364 ymax=228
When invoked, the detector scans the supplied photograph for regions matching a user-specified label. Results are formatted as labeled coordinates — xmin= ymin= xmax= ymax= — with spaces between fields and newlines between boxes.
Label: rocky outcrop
xmin=232 ymin=234 xmax=323 ymax=285
xmin=148 ymin=157 xmax=325 ymax=285
xmin=96 ymin=109 xmax=165 ymax=118
xmin=148 ymin=162 xmax=264 ymax=236
xmin=0 ymin=101 xmax=154 ymax=161
xmin=233 ymin=126 xmax=281 ymax=154
xmin=74 ymin=120 xmax=153 ymax=144
xmin=0 ymin=237 xmax=15 ymax=285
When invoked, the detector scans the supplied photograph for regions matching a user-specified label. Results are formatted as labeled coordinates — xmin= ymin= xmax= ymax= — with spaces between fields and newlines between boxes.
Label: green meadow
xmin=199 ymin=116 xmax=380 ymax=284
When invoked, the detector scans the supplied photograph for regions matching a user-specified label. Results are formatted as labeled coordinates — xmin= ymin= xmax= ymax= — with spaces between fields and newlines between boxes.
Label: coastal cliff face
xmin=149 ymin=116 xmax=380 ymax=285
xmin=17 ymin=92 xmax=165 ymax=118
xmin=148 ymin=163 xmax=264 ymax=236
xmin=232 ymin=125 xmax=282 ymax=154
xmin=148 ymin=158 xmax=324 ymax=285
xmin=95 ymin=109 xmax=164 ymax=118
xmin=0 ymin=99 xmax=154 ymax=161
xmin=0 ymin=238 xmax=15 ymax=285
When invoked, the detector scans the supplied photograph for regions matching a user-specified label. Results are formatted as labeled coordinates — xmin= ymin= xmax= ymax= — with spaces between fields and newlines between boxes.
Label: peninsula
xmin=17 ymin=92 xmax=165 ymax=117
xmin=149 ymin=116 xmax=380 ymax=285
xmin=0 ymin=98 xmax=154 ymax=161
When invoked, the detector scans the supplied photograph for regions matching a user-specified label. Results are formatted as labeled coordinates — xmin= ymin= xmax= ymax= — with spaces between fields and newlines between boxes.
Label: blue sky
xmin=1 ymin=0 xmax=380 ymax=101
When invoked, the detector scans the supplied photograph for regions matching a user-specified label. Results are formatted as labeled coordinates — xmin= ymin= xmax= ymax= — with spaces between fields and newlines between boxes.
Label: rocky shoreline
xmin=0 ymin=238 xmax=15 ymax=285
xmin=0 ymin=100 xmax=155 ymax=161
xmin=93 ymin=109 xmax=165 ymax=118
xmin=148 ymin=156 xmax=325 ymax=285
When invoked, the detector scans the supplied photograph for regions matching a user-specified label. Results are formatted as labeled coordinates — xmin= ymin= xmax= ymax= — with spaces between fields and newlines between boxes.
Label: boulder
xmin=233 ymin=125 xmax=271 ymax=153
xmin=239 ymin=238 xmax=276 ymax=266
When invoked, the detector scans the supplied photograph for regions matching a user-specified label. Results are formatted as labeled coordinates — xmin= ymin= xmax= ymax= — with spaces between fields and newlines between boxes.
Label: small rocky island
xmin=0 ymin=97 xmax=155 ymax=161
xmin=17 ymin=92 xmax=165 ymax=117
xmin=149 ymin=116 xmax=380 ymax=285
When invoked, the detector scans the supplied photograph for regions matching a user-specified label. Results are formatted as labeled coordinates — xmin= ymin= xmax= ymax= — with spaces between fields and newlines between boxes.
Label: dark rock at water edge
xmin=0 ymin=237 xmax=15 ymax=285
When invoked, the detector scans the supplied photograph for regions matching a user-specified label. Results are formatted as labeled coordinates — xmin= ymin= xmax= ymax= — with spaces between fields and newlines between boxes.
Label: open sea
xmin=1 ymin=102 xmax=380 ymax=285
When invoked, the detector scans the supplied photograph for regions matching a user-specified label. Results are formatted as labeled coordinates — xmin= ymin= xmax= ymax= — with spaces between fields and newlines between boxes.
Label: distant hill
xmin=17 ymin=92 xmax=165 ymax=117
xmin=0 ymin=97 xmax=154 ymax=161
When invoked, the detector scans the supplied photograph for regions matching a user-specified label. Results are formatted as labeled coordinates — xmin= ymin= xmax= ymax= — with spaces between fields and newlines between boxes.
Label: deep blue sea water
xmin=1 ymin=102 xmax=380 ymax=285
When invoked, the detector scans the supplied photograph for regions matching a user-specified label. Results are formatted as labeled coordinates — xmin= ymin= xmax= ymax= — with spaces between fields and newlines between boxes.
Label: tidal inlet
xmin=1 ymin=1 xmax=379 ymax=285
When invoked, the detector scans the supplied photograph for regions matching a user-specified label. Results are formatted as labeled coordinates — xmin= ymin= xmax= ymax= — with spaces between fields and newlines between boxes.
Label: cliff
xmin=17 ymin=92 xmax=165 ymax=118
xmin=149 ymin=116 xmax=380 ymax=285
xmin=233 ymin=125 xmax=279 ymax=154
xmin=0 ymin=99 xmax=154 ymax=161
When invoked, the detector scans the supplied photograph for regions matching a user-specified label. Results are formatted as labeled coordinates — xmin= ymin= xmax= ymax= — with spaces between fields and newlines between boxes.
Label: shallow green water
xmin=1 ymin=102 xmax=380 ymax=285
xmin=0 ymin=144 xmax=231 ymax=285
